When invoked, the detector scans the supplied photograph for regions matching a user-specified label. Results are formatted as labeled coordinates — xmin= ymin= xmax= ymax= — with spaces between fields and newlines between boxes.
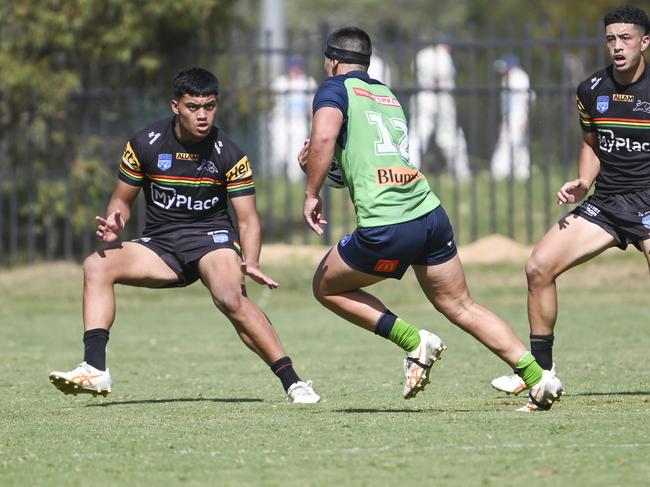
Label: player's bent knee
xmin=311 ymin=280 xmax=338 ymax=307
xmin=525 ymin=254 xmax=554 ymax=285
xmin=434 ymin=295 xmax=472 ymax=323
xmin=212 ymin=289 xmax=246 ymax=316
xmin=82 ymin=253 xmax=114 ymax=283
xmin=311 ymin=276 xmax=327 ymax=303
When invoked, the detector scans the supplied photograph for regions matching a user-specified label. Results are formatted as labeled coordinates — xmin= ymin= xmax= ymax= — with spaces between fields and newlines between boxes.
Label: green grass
xmin=1 ymin=251 xmax=649 ymax=486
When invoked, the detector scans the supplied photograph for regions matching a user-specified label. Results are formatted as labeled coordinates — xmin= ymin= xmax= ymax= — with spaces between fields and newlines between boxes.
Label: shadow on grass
xmin=86 ymin=397 xmax=264 ymax=407
xmin=333 ymin=408 xmax=467 ymax=414
xmin=572 ymin=391 xmax=650 ymax=397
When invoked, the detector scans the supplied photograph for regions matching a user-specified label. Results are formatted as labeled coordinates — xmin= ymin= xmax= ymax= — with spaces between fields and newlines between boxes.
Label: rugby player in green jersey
xmin=300 ymin=26 xmax=563 ymax=411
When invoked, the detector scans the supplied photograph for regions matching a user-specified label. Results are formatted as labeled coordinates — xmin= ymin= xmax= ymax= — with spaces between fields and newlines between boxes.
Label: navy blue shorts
xmin=337 ymin=206 xmax=457 ymax=279
xmin=131 ymin=226 xmax=242 ymax=287
xmin=570 ymin=188 xmax=650 ymax=251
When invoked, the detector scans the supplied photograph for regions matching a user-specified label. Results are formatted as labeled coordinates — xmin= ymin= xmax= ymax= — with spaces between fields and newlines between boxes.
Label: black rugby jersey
xmin=577 ymin=64 xmax=650 ymax=195
xmin=118 ymin=116 xmax=255 ymax=233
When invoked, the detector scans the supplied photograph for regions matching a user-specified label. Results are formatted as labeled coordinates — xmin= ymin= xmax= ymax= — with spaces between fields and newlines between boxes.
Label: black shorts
xmin=131 ymin=226 xmax=242 ymax=287
xmin=570 ymin=188 xmax=650 ymax=250
xmin=337 ymin=205 xmax=457 ymax=279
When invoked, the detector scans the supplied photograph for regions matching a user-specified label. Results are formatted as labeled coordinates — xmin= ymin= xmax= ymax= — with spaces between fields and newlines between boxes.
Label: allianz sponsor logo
xmin=597 ymin=129 xmax=650 ymax=153
xmin=176 ymin=152 xmax=200 ymax=161
xmin=151 ymin=183 xmax=219 ymax=211
xmin=613 ymin=93 xmax=634 ymax=102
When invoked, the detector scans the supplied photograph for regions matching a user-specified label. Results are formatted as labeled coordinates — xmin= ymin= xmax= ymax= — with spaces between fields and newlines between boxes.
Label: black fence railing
xmin=0 ymin=24 xmax=609 ymax=266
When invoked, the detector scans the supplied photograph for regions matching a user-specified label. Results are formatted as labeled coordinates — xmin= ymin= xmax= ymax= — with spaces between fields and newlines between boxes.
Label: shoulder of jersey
xmin=578 ymin=67 xmax=610 ymax=94
xmin=344 ymin=71 xmax=385 ymax=89
xmin=130 ymin=117 xmax=173 ymax=152
xmin=320 ymin=75 xmax=346 ymax=88
xmin=367 ymin=78 xmax=386 ymax=87
xmin=212 ymin=128 xmax=245 ymax=160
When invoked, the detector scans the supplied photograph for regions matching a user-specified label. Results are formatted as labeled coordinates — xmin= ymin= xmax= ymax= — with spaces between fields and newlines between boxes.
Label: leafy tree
xmin=288 ymin=0 xmax=625 ymax=38
xmin=0 ymin=0 xmax=241 ymax=251
xmin=0 ymin=0 xmax=240 ymax=131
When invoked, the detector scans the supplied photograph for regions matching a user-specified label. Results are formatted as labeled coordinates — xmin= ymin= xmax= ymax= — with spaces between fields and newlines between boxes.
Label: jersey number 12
xmin=366 ymin=111 xmax=410 ymax=163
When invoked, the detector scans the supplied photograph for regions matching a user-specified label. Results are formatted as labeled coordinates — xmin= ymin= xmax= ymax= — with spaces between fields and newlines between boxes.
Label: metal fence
xmin=0 ymin=23 xmax=609 ymax=266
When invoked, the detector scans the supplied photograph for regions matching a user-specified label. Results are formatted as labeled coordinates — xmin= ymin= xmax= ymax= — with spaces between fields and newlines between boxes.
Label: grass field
xmin=1 ymin=249 xmax=649 ymax=486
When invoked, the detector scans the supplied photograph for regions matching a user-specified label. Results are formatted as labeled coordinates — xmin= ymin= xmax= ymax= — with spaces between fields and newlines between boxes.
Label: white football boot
xmin=49 ymin=361 xmax=112 ymax=397
xmin=491 ymin=373 xmax=527 ymax=395
xmin=287 ymin=380 xmax=320 ymax=404
xmin=491 ymin=363 xmax=556 ymax=396
xmin=517 ymin=369 xmax=565 ymax=412
xmin=403 ymin=330 xmax=446 ymax=399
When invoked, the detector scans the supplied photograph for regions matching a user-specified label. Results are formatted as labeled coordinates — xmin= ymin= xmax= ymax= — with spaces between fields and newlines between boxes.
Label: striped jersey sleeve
xmin=118 ymin=141 xmax=144 ymax=186
xmin=575 ymin=75 xmax=598 ymax=133
xmin=225 ymin=155 xmax=255 ymax=197
xmin=576 ymin=95 xmax=595 ymax=132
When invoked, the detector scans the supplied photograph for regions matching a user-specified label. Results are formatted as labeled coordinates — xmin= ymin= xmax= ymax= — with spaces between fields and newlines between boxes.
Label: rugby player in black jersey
xmin=48 ymin=67 xmax=319 ymax=403
xmin=492 ymin=5 xmax=650 ymax=396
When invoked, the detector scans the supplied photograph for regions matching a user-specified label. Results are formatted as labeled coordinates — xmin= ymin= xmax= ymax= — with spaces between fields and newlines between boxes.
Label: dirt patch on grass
xmin=457 ymin=234 xmax=532 ymax=264
xmin=261 ymin=244 xmax=329 ymax=266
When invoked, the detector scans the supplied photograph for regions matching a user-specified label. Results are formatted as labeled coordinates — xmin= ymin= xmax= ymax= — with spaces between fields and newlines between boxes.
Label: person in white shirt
xmin=409 ymin=43 xmax=470 ymax=180
xmin=270 ymin=55 xmax=318 ymax=181
xmin=490 ymin=54 xmax=532 ymax=181
xmin=368 ymin=51 xmax=391 ymax=85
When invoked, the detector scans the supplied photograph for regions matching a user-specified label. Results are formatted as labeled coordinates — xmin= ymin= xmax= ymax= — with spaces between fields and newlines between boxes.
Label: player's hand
xmin=303 ymin=194 xmax=327 ymax=236
xmin=557 ymin=179 xmax=589 ymax=205
xmin=297 ymin=138 xmax=310 ymax=173
xmin=95 ymin=210 xmax=125 ymax=242
xmin=241 ymin=262 xmax=279 ymax=289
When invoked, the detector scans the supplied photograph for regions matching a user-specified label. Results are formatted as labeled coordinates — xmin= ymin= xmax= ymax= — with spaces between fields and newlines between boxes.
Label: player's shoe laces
xmin=403 ymin=330 xmax=446 ymax=399
xmin=491 ymin=363 xmax=556 ymax=396
xmin=516 ymin=369 xmax=565 ymax=412
xmin=287 ymin=380 xmax=320 ymax=404
xmin=48 ymin=361 xmax=112 ymax=397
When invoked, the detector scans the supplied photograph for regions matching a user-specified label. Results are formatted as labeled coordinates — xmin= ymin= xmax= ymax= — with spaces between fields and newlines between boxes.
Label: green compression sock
xmin=515 ymin=351 xmax=544 ymax=388
xmin=388 ymin=318 xmax=421 ymax=352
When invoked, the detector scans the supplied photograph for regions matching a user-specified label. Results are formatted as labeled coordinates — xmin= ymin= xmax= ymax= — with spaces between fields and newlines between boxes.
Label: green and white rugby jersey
xmin=313 ymin=71 xmax=440 ymax=227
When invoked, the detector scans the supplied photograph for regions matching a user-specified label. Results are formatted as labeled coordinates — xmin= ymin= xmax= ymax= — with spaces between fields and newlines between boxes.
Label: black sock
xmin=271 ymin=356 xmax=301 ymax=392
xmin=530 ymin=334 xmax=554 ymax=370
xmin=83 ymin=328 xmax=109 ymax=371
xmin=374 ymin=309 xmax=397 ymax=339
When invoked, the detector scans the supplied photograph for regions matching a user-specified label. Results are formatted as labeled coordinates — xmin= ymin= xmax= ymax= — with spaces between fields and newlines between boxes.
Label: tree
xmin=0 ymin=0 xmax=242 ymax=261
xmin=0 ymin=0 xmax=240 ymax=132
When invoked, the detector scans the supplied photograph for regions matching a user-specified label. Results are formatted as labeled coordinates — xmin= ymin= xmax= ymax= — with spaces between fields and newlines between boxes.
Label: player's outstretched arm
xmin=557 ymin=134 xmax=600 ymax=206
xmin=231 ymin=194 xmax=279 ymax=289
xmin=95 ymin=180 xmax=140 ymax=242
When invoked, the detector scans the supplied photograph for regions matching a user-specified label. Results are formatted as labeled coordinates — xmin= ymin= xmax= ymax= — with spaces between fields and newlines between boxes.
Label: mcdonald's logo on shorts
xmin=373 ymin=259 xmax=399 ymax=273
